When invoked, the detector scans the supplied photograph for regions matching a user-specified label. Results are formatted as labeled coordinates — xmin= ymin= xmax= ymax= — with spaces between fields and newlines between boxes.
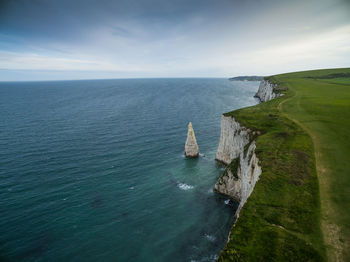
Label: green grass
xmin=277 ymin=68 xmax=350 ymax=261
xmin=217 ymin=68 xmax=350 ymax=261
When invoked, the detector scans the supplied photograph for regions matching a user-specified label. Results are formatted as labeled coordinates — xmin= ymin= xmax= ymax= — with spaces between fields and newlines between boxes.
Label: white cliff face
xmin=214 ymin=158 xmax=241 ymax=201
xmin=235 ymin=142 xmax=261 ymax=216
xmin=185 ymin=122 xmax=199 ymax=158
xmin=255 ymin=79 xmax=279 ymax=102
xmin=214 ymin=78 xmax=283 ymax=245
xmin=215 ymin=116 xmax=262 ymax=218
xmin=215 ymin=115 xmax=250 ymax=165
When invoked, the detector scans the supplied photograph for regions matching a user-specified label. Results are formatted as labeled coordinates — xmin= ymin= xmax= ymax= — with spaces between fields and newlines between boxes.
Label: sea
xmin=0 ymin=78 xmax=259 ymax=262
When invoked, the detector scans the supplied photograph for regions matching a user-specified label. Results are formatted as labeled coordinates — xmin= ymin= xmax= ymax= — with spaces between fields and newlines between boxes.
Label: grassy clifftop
xmin=218 ymin=68 xmax=350 ymax=261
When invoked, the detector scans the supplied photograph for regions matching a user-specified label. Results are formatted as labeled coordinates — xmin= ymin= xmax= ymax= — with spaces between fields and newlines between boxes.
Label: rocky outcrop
xmin=215 ymin=115 xmax=261 ymax=218
xmin=214 ymin=78 xmax=284 ymax=218
xmin=254 ymin=79 xmax=280 ymax=102
xmin=215 ymin=115 xmax=250 ymax=165
xmin=185 ymin=122 xmax=199 ymax=158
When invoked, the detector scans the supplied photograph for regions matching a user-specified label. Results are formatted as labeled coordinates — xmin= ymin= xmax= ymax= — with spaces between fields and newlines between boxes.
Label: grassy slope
xmin=217 ymin=68 xmax=350 ymax=261
xmin=277 ymin=68 xmax=350 ymax=261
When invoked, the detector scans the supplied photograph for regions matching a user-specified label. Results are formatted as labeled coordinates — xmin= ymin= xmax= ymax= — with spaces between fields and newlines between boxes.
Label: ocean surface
xmin=0 ymin=78 xmax=259 ymax=262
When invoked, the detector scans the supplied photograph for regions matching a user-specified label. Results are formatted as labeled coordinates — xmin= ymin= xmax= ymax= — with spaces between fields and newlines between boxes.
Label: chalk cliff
xmin=215 ymin=116 xmax=261 ymax=217
xmin=215 ymin=79 xmax=278 ymax=218
xmin=185 ymin=122 xmax=199 ymax=158
xmin=254 ymin=79 xmax=280 ymax=102
xmin=215 ymin=115 xmax=250 ymax=165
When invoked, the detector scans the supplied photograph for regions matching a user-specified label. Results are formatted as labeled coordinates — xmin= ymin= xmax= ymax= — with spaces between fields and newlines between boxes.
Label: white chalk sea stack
xmin=185 ymin=122 xmax=199 ymax=158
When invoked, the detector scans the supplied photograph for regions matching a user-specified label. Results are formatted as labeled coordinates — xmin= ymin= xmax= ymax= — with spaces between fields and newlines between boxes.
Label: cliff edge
xmin=254 ymin=79 xmax=281 ymax=102
xmin=215 ymin=77 xmax=325 ymax=261
xmin=214 ymin=79 xmax=277 ymax=218
xmin=215 ymin=115 xmax=261 ymax=217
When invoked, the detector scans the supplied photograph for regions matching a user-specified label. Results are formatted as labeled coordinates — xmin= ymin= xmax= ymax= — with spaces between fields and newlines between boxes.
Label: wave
xmin=205 ymin=234 xmax=216 ymax=242
xmin=177 ymin=183 xmax=194 ymax=190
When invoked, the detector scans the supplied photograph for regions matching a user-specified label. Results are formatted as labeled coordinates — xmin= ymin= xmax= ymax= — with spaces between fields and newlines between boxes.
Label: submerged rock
xmin=185 ymin=122 xmax=199 ymax=158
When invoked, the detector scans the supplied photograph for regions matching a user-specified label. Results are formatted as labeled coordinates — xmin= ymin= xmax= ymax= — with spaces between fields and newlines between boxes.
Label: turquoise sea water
xmin=0 ymin=78 xmax=259 ymax=262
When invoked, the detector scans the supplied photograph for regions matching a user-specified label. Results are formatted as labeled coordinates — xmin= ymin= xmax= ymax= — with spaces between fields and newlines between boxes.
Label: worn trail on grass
xmin=276 ymin=69 xmax=350 ymax=262
xmin=279 ymin=90 xmax=342 ymax=262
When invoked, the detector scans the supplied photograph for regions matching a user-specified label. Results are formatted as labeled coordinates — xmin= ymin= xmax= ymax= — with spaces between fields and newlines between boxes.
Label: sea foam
xmin=205 ymin=234 xmax=216 ymax=242
xmin=178 ymin=183 xmax=194 ymax=190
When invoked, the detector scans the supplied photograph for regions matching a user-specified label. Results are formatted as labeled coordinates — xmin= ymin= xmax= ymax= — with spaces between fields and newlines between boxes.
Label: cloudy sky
xmin=0 ymin=0 xmax=349 ymax=81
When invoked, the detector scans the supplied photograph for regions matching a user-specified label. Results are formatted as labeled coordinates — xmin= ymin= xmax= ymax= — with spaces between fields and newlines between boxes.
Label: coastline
xmin=214 ymin=76 xmax=326 ymax=261
xmin=214 ymin=79 xmax=278 ymax=222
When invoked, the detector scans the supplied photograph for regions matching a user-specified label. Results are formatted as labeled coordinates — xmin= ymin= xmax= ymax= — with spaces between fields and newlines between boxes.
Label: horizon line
xmin=0 ymin=76 xmax=240 ymax=83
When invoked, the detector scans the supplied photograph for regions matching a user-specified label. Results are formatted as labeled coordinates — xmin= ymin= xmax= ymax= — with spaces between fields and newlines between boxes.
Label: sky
xmin=0 ymin=0 xmax=349 ymax=81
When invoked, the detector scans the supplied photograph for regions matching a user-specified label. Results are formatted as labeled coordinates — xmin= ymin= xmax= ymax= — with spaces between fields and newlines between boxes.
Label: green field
xmin=217 ymin=68 xmax=350 ymax=261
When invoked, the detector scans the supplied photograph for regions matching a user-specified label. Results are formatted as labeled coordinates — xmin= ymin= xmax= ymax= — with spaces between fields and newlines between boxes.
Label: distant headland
xmin=228 ymin=76 xmax=264 ymax=81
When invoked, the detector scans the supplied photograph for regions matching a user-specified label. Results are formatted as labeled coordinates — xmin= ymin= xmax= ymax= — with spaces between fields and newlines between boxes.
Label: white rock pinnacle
xmin=185 ymin=122 xmax=199 ymax=158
